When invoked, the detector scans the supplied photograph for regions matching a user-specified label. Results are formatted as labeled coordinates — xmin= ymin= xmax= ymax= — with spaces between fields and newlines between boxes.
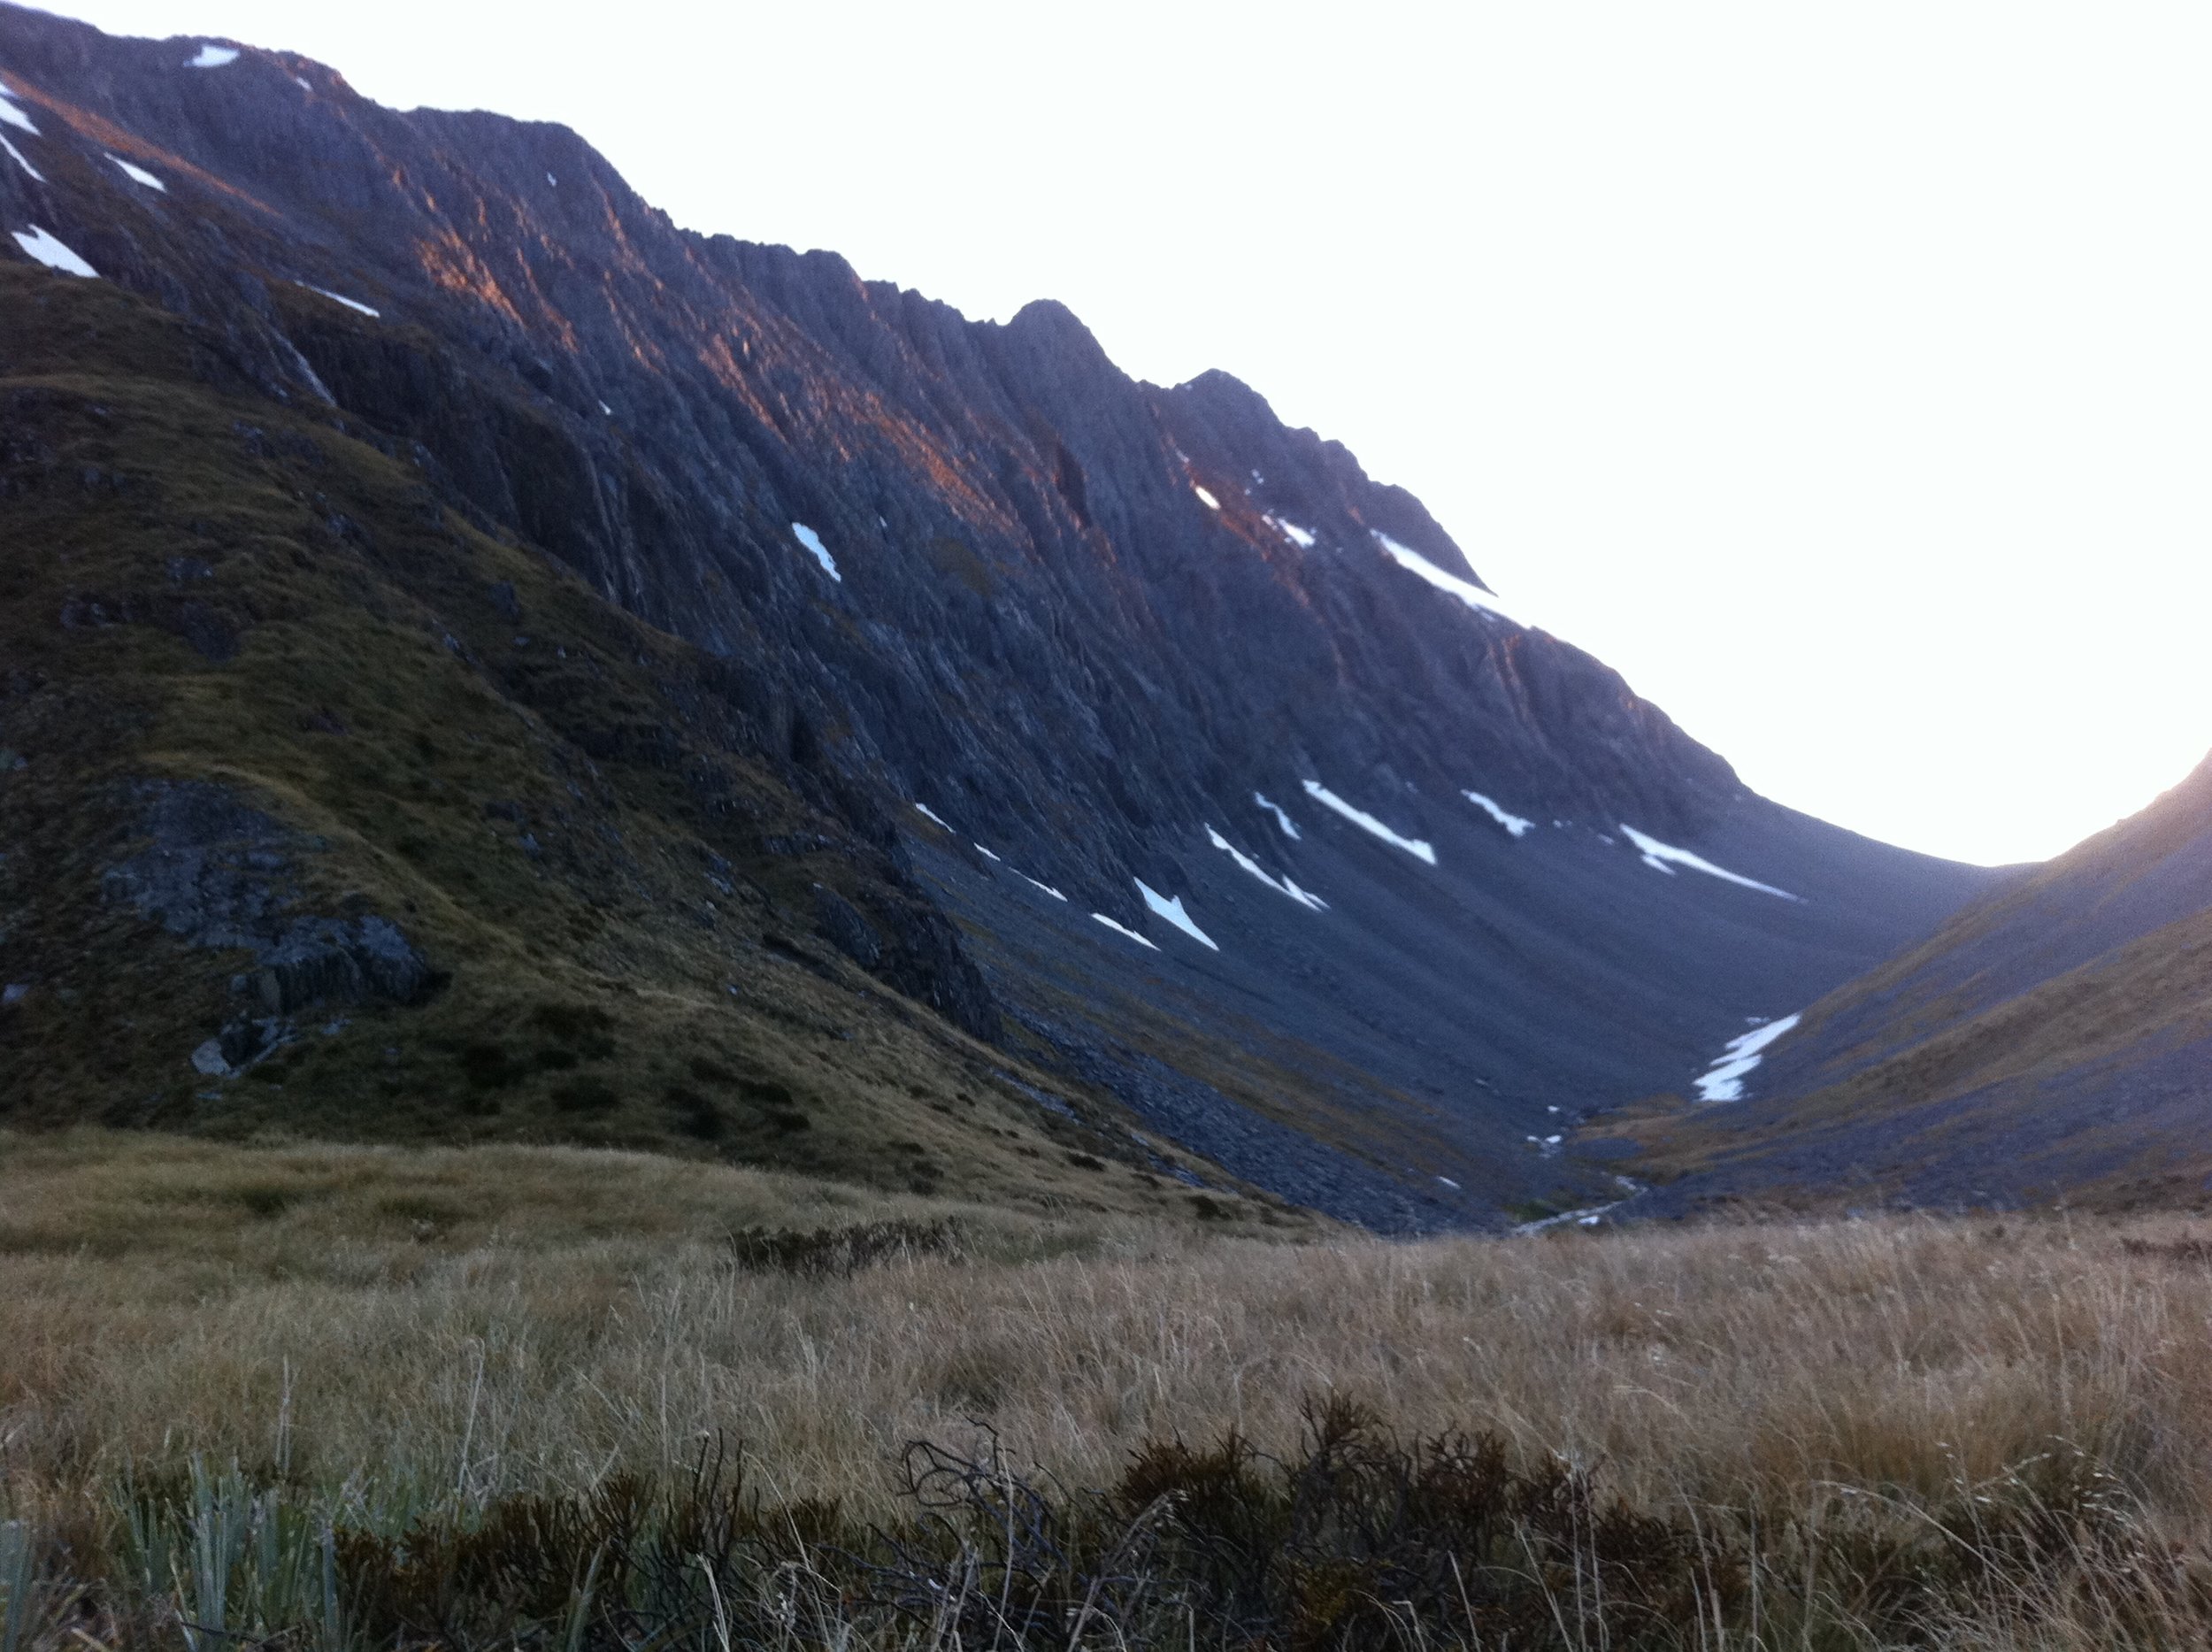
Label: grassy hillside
xmin=0 ymin=265 xmax=1254 ymax=1224
xmin=1600 ymin=757 xmax=2212 ymax=1210
xmin=5 ymin=1132 xmax=2212 ymax=1648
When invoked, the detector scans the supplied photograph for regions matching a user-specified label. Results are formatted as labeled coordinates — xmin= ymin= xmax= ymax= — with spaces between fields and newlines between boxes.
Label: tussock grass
xmin=6 ymin=1133 xmax=2212 ymax=1646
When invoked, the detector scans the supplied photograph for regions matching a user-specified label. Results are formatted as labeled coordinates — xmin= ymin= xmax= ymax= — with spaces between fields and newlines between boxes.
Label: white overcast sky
xmin=28 ymin=2 xmax=2212 ymax=864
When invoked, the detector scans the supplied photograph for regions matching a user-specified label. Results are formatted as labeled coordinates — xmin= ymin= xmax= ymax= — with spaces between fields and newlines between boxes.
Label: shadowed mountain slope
xmin=1608 ymin=754 xmax=2212 ymax=1210
xmin=0 ymin=265 xmax=1271 ymax=1227
xmin=0 ymin=7 xmax=2000 ymax=1225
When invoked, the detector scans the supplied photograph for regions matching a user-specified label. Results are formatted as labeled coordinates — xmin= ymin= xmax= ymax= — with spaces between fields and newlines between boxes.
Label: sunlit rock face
xmin=0 ymin=6 xmax=2003 ymax=1226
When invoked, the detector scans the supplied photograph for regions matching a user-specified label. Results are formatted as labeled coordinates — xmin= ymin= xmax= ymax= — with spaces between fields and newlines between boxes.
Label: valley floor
xmin=4 ymin=1132 xmax=2212 ymax=1648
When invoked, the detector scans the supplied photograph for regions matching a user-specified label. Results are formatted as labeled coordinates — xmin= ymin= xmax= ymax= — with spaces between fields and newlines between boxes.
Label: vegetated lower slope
xmin=9 ymin=1131 xmax=2212 ymax=1650
xmin=0 ymin=7 xmax=2003 ymax=1225
xmin=0 ymin=266 xmax=1271 ymax=1227
xmin=1607 ymin=751 xmax=2212 ymax=1209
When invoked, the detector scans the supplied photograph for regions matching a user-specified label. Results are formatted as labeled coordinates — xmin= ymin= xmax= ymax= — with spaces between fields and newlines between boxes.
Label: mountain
xmin=0 ymin=6 xmax=2001 ymax=1226
xmin=1604 ymin=753 xmax=2212 ymax=1211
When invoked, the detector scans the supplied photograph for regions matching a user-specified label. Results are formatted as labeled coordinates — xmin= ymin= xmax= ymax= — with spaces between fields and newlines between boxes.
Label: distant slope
xmin=0 ymin=6 xmax=2001 ymax=1225
xmin=1609 ymin=754 xmax=2212 ymax=1208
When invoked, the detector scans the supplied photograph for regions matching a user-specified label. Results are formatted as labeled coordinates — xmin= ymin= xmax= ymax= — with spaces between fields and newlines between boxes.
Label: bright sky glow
xmin=27 ymin=2 xmax=2212 ymax=865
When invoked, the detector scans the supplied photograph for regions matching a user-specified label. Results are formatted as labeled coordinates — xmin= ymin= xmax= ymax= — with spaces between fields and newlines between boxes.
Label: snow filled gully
xmin=1301 ymin=780 xmax=1435 ymax=864
xmin=1463 ymin=789 xmax=1533 ymax=837
xmin=1206 ymin=826 xmax=1326 ymax=911
xmin=12 ymin=227 xmax=96 ymax=278
xmin=1135 ymin=880 xmax=1217 ymax=950
xmin=1619 ymin=825 xmax=1801 ymax=902
xmin=1694 ymin=1014 xmax=1801 ymax=1102
xmin=910 ymin=802 xmax=1064 ymax=901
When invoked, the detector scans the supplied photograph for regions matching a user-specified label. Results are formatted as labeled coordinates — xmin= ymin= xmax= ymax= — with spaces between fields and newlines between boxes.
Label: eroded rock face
xmin=0 ymin=6 xmax=1737 ymax=927
xmin=255 ymin=915 xmax=432 ymax=1012
xmin=104 ymin=780 xmax=433 ymax=1013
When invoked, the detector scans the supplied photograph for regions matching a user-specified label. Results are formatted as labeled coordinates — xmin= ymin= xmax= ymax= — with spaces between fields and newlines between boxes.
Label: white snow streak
xmin=1092 ymin=912 xmax=1159 ymax=950
xmin=1264 ymin=516 xmax=1317 ymax=549
xmin=1619 ymin=825 xmax=1801 ymax=901
xmin=911 ymin=803 xmax=952 ymax=831
xmin=1463 ymin=789 xmax=1533 ymax=837
xmin=1136 ymin=880 xmax=1218 ymax=949
xmin=0 ymin=85 xmax=37 ymax=135
xmin=791 ymin=521 xmax=840 ymax=580
xmin=187 ymin=44 xmax=241 ymax=67
xmin=11 ymin=226 xmax=96 ymax=278
xmin=1254 ymin=793 xmax=1301 ymax=840
xmin=1018 ymin=871 xmax=1068 ymax=902
xmin=0 ymin=134 xmax=41 ymax=181
xmin=303 ymin=284 xmax=380 ymax=318
xmin=974 ymin=844 xmax=1002 ymax=862
xmin=108 ymin=154 xmax=166 ymax=190
xmin=1302 ymin=780 xmax=1436 ymax=864
xmin=1206 ymin=825 xmax=1325 ymax=911
xmin=1192 ymin=484 xmax=1220 ymax=511
xmin=1372 ymin=531 xmax=1524 ymax=625
xmin=1694 ymin=1013 xmax=1801 ymax=1102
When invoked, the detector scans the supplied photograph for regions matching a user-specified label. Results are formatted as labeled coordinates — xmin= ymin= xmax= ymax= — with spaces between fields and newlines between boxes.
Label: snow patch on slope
xmin=1619 ymin=825 xmax=1801 ymax=902
xmin=107 ymin=154 xmax=166 ymax=190
xmin=1302 ymin=780 xmax=1435 ymax=864
xmin=1092 ymin=912 xmax=1159 ymax=950
xmin=1695 ymin=1014 xmax=1801 ymax=1102
xmin=792 ymin=522 xmax=840 ymax=580
xmin=1463 ymin=789 xmax=1534 ymax=837
xmin=0 ymin=135 xmax=40 ymax=181
xmin=1136 ymin=880 xmax=1218 ymax=949
xmin=187 ymin=44 xmax=240 ymax=68
xmin=1207 ymin=826 xmax=1326 ymax=911
xmin=302 ymin=284 xmax=380 ymax=318
xmin=1264 ymin=516 xmax=1317 ymax=549
xmin=12 ymin=227 xmax=96 ymax=278
xmin=1192 ymin=484 xmax=1220 ymax=511
xmin=1254 ymin=793 xmax=1301 ymax=840
xmin=0 ymin=81 xmax=39 ymax=135
xmin=1372 ymin=531 xmax=1523 ymax=625
xmin=911 ymin=803 xmax=952 ymax=831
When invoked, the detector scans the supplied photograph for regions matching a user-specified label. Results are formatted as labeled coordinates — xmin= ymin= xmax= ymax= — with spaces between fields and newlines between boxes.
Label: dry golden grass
xmin=7 ymin=1130 xmax=2212 ymax=1647
xmin=3 ymin=1130 xmax=2208 ymax=1517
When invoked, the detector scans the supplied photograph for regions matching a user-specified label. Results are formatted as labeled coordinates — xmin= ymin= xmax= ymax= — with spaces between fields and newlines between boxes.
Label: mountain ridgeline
xmin=1 ymin=7 xmax=2024 ymax=1225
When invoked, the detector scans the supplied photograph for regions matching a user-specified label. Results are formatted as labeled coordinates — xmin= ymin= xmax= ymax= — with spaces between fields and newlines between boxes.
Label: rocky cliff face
xmin=0 ymin=7 xmax=1734 ymax=884
xmin=0 ymin=6 xmax=2001 ymax=1225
